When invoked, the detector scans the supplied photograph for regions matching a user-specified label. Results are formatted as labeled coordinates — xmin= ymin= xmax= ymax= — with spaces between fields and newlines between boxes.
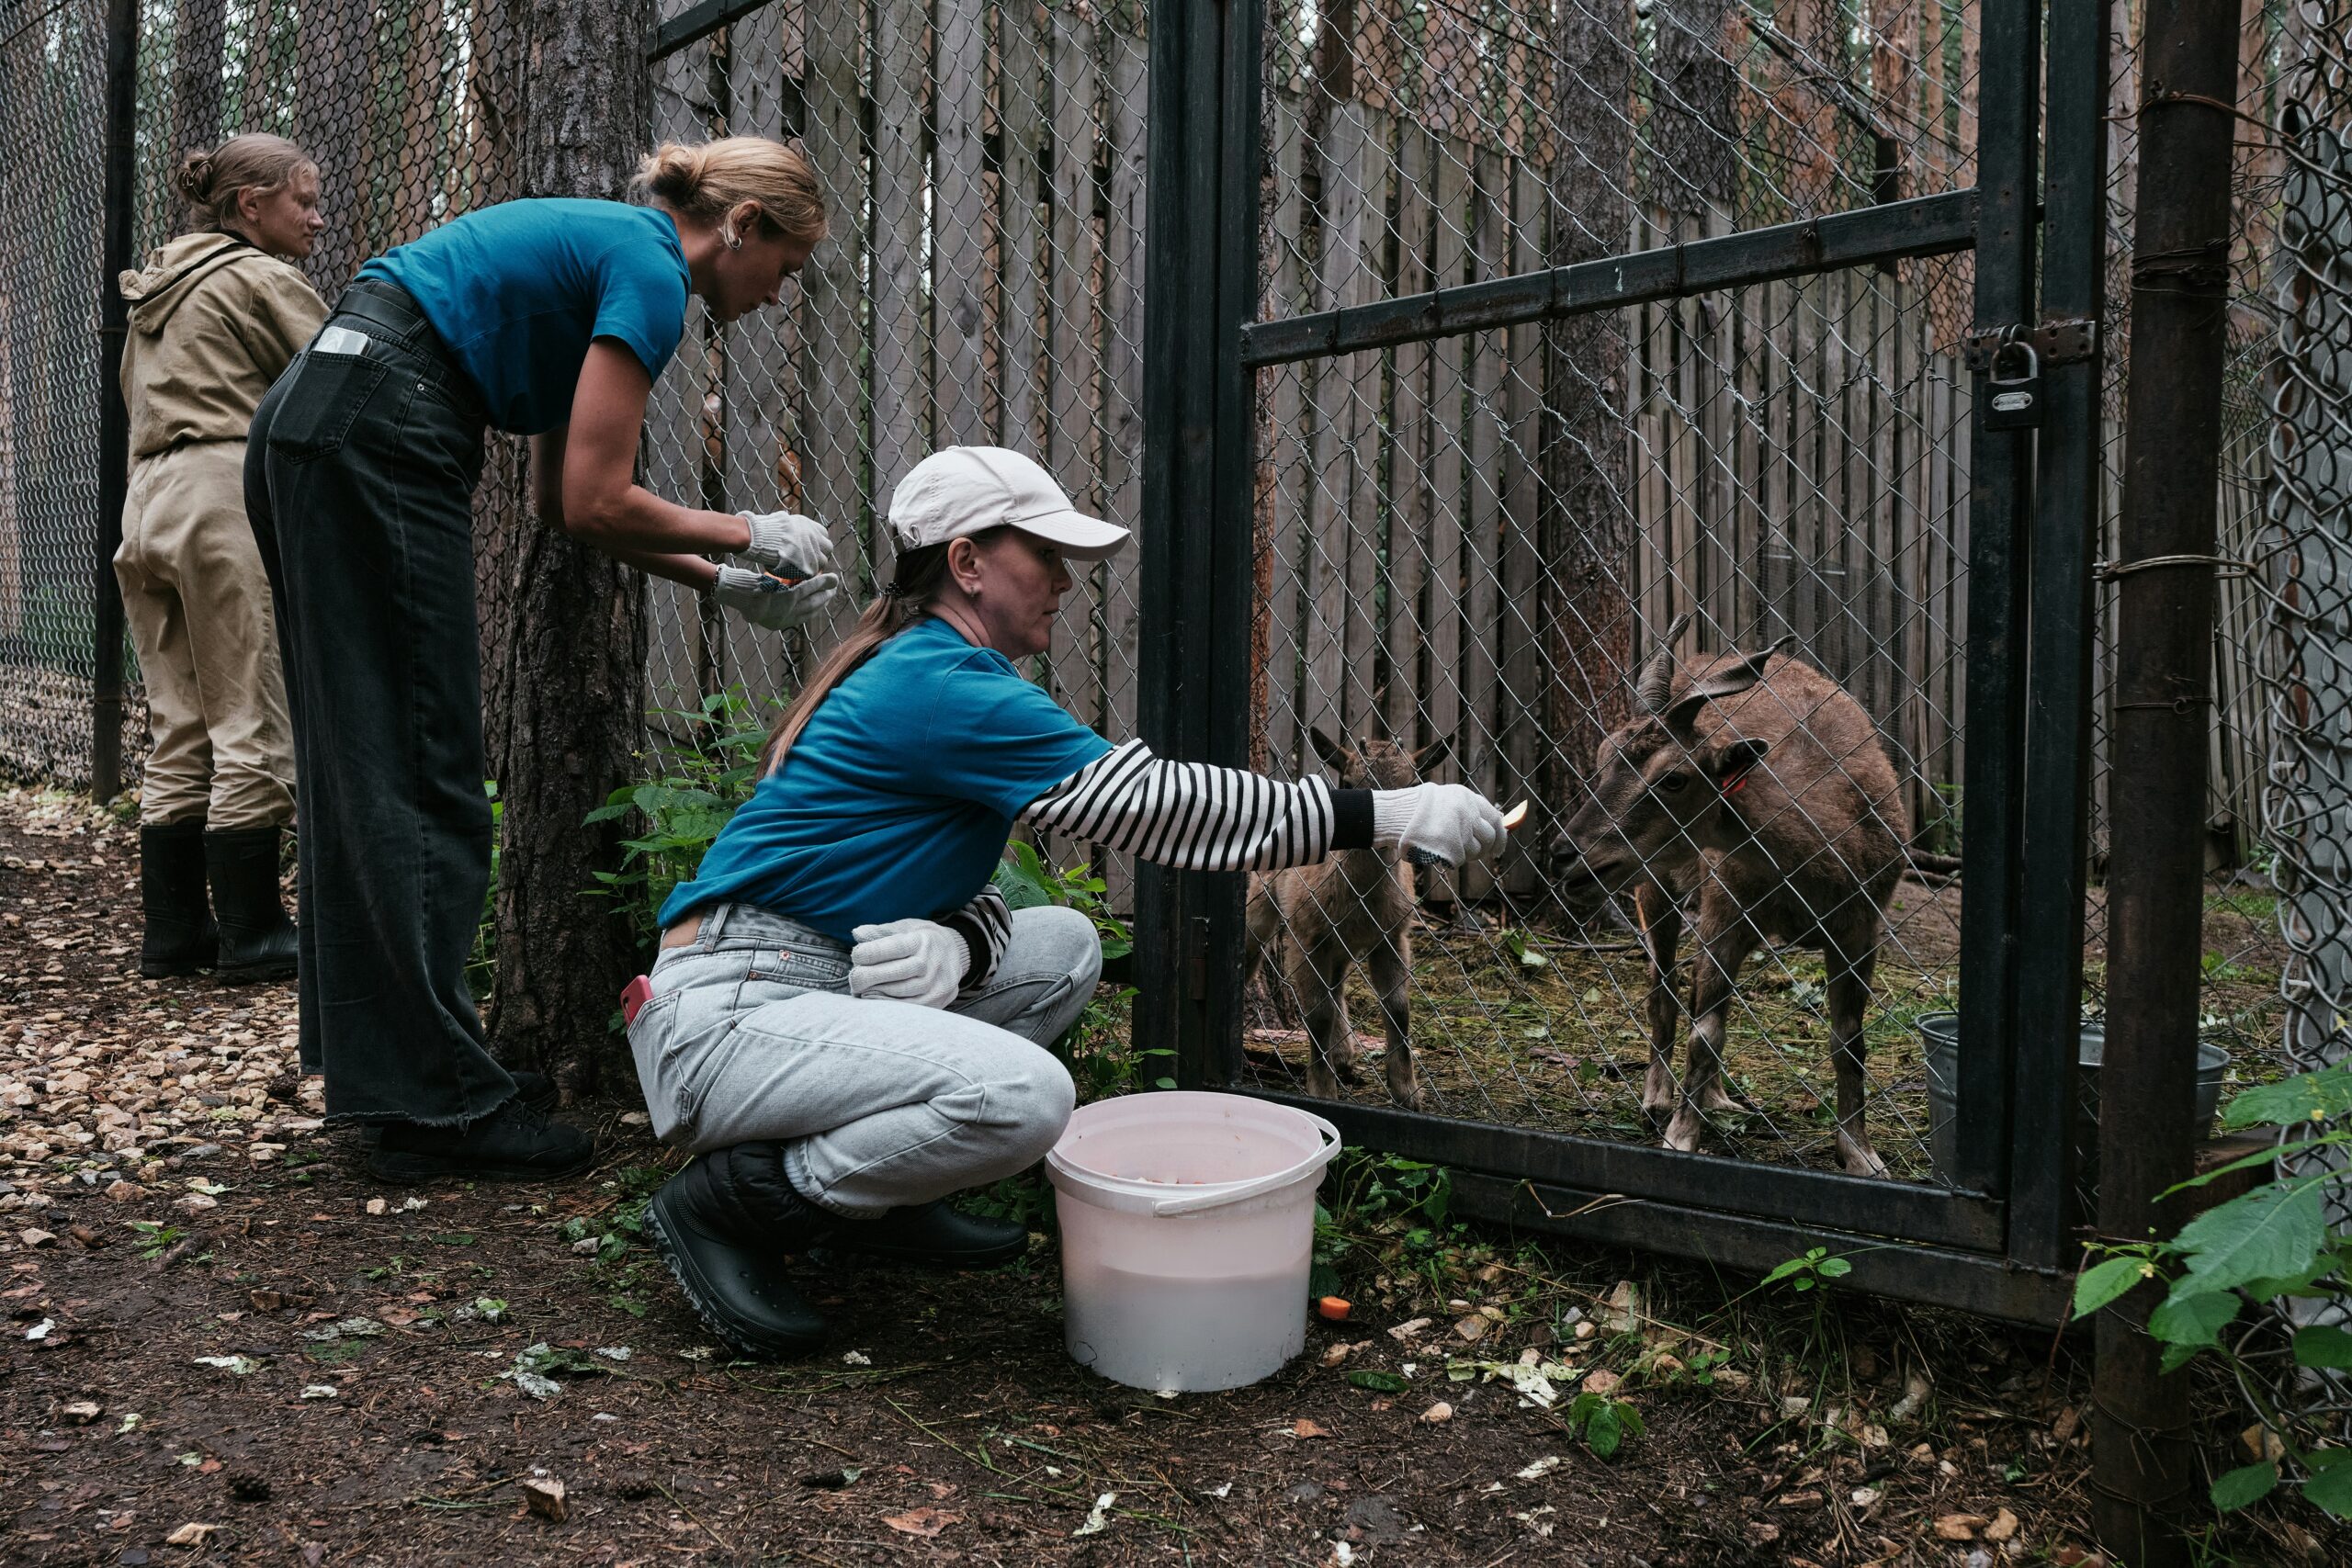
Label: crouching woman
xmin=631 ymin=446 xmax=1510 ymax=1358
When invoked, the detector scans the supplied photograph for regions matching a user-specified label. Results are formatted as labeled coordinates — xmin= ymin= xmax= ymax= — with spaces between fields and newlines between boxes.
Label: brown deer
xmin=1549 ymin=617 xmax=1910 ymax=1177
xmin=1245 ymin=730 xmax=1435 ymax=1109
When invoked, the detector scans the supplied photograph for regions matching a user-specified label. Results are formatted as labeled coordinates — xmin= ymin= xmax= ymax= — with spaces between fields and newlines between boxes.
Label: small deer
xmin=1550 ymin=617 xmax=1910 ymax=1177
xmin=1245 ymin=730 xmax=1436 ymax=1109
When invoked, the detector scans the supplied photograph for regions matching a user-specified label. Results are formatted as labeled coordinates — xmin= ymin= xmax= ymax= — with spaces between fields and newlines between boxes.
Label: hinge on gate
xmin=1965 ymin=316 xmax=2098 ymax=372
xmin=1188 ymin=917 xmax=1210 ymax=1002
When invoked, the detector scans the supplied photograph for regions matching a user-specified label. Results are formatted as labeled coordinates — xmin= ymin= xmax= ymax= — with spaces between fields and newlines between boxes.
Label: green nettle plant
xmin=2071 ymin=1063 xmax=2352 ymax=1518
xmin=586 ymin=691 xmax=780 ymax=955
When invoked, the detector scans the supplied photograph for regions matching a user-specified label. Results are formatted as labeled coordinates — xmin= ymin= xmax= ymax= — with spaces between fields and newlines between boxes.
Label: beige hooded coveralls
xmin=115 ymin=232 xmax=325 ymax=829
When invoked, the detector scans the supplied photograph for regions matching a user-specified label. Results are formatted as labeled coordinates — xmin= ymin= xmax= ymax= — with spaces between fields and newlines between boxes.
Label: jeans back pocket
xmin=266 ymin=349 xmax=393 ymax=466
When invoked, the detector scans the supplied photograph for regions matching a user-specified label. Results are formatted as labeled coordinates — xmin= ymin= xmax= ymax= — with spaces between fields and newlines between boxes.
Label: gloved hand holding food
xmin=711 ymin=563 xmax=841 ymax=631
xmin=1372 ymin=783 xmax=1510 ymax=868
xmin=738 ymin=509 xmax=833 ymax=578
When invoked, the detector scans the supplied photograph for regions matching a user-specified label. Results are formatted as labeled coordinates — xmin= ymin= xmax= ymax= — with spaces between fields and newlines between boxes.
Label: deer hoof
xmin=1661 ymin=1110 xmax=1705 ymax=1155
xmin=1838 ymin=1134 xmax=1889 ymax=1179
xmin=1698 ymin=1086 xmax=1746 ymax=1115
xmin=1640 ymin=1065 xmax=1676 ymax=1114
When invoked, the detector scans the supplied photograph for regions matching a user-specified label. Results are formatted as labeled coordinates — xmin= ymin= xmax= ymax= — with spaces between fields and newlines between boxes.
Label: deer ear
xmin=1710 ymin=738 xmax=1772 ymax=794
xmin=1309 ymin=727 xmax=1349 ymax=770
xmin=1411 ymin=737 xmax=1450 ymax=775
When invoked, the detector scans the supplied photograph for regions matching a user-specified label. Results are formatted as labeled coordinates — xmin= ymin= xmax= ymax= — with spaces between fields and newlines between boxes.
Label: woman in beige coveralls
xmin=117 ymin=134 xmax=326 ymax=984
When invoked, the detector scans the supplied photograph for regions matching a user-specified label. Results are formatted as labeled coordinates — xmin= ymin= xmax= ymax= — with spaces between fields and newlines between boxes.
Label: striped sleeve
xmin=1017 ymin=739 xmax=1374 ymax=872
xmin=933 ymin=883 xmax=1014 ymax=994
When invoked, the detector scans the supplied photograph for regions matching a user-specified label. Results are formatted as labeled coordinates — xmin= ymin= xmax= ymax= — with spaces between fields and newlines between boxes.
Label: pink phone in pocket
xmin=620 ymin=975 xmax=654 ymax=1025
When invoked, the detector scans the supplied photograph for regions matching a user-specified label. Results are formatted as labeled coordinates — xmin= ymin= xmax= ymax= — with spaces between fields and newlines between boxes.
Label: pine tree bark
xmin=474 ymin=0 xmax=653 ymax=1099
xmin=1540 ymin=2 xmax=1637 ymax=807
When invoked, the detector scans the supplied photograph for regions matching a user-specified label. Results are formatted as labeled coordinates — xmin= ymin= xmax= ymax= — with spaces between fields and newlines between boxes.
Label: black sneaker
xmin=366 ymin=1097 xmax=594 ymax=1183
xmin=643 ymin=1147 xmax=830 ymax=1359
xmin=819 ymin=1200 xmax=1029 ymax=1270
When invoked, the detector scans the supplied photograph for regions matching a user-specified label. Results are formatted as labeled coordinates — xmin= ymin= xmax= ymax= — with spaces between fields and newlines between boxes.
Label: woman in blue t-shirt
xmin=243 ymin=139 xmax=844 ymax=1183
xmin=628 ymin=445 xmax=1510 ymax=1358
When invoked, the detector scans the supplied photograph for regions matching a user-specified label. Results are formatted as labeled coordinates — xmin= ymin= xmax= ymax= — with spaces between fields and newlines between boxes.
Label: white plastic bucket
xmin=1046 ymin=1091 xmax=1342 ymax=1393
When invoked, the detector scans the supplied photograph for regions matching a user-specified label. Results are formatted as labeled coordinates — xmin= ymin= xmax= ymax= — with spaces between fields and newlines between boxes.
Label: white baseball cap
xmin=885 ymin=446 xmax=1132 ymax=561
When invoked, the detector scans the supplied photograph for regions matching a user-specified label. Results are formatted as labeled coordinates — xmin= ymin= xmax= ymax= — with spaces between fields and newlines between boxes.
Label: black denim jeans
xmin=244 ymin=278 xmax=514 ymax=1126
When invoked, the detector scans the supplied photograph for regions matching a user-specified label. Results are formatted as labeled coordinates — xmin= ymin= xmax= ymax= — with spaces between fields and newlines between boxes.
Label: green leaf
xmin=2220 ymin=1066 xmax=2352 ymax=1130
xmin=2170 ymin=1182 xmax=2328 ymax=1294
xmin=1584 ymin=1403 xmax=1623 ymax=1459
xmin=2303 ymin=1458 xmax=2352 ymax=1517
xmin=2209 ymin=1461 xmax=2278 ymax=1511
xmin=2074 ymin=1256 xmax=2151 ymax=1317
xmin=1348 ymin=1371 xmax=1408 ymax=1393
xmin=2292 ymin=1325 xmax=2352 ymax=1370
xmin=2147 ymin=1290 xmax=2240 ymax=1349
xmin=1815 ymin=1257 xmax=1852 ymax=1280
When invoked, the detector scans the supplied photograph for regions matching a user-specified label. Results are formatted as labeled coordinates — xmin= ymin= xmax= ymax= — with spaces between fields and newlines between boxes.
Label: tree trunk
xmin=1540 ymin=2 xmax=1636 ymax=811
xmin=475 ymin=0 xmax=653 ymax=1100
xmin=1649 ymin=0 xmax=1738 ymax=232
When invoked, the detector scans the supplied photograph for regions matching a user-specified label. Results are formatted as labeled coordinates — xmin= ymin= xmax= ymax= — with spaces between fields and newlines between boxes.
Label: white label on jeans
xmin=313 ymin=325 xmax=371 ymax=356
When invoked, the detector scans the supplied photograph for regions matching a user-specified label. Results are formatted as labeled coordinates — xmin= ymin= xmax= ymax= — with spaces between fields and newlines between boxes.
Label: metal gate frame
xmin=1136 ymin=0 xmax=2112 ymax=1325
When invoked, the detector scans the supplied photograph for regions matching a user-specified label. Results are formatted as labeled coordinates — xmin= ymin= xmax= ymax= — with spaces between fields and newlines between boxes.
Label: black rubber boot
xmin=204 ymin=825 xmax=299 ymax=985
xmin=367 ymin=1096 xmax=595 ymax=1183
xmin=820 ymin=1200 xmax=1030 ymax=1270
xmin=139 ymin=819 xmax=217 ymax=978
xmin=643 ymin=1144 xmax=831 ymax=1359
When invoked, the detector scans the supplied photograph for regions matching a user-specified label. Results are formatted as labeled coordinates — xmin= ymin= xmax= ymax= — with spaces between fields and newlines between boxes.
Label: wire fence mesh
xmin=0 ymin=0 xmax=111 ymax=787
xmin=0 ymin=0 xmax=2336 ymax=1293
xmin=2240 ymin=0 xmax=2352 ymax=1466
xmin=1237 ymin=0 xmax=1983 ymax=1186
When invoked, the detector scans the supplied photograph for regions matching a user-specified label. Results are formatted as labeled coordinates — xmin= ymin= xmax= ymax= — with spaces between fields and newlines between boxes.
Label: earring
xmin=723 ymin=228 xmax=741 ymax=252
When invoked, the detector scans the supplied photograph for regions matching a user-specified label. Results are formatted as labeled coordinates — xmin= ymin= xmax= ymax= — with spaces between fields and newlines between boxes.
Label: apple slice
xmin=1501 ymin=800 xmax=1531 ymax=832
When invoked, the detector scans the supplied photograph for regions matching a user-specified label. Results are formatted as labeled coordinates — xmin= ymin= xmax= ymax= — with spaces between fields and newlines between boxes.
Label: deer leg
xmin=1665 ymin=910 xmax=1754 ymax=1155
xmin=1370 ymin=938 xmax=1418 ymax=1110
xmin=1826 ymin=945 xmax=1888 ymax=1178
xmin=1635 ymin=883 xmax=1684 ymax=1115
xmin=1295 ymin=952 xmax=1359 ymax=1098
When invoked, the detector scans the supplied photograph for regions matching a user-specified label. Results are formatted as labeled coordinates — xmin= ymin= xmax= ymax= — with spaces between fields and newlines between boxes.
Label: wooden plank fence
xmin=614 ymin=9 xmax=2265 ymax=915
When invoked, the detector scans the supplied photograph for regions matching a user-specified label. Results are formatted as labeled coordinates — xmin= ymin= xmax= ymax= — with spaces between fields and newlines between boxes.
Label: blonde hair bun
xmin=630 ymin=137 xmax=827 ymax=248
xmin=175 ymin=134 xmax=315 ymax=236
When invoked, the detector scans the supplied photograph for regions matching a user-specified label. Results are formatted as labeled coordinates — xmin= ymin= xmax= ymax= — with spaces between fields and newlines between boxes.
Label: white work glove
xmin=737 ymin=510 xmax=833 ymax=578
xmin=1372 ymin=784 xmax=1508 ymax=868
xmin=849 ymin=918 xmax=968 ymax=1010
xmin=711 ymin=563 xmax=842 ymax=631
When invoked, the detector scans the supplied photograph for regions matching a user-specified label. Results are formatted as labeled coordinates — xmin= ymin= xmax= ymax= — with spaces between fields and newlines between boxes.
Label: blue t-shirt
xmin=660 ymin=618 xmax=1114 ymax=940
xmin=357 ymin=198 xmax=691 ymax=434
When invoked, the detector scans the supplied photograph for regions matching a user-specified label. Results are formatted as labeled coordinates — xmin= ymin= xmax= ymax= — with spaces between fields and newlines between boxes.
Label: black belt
xmin=322 ymin=277 xmax=487 ymax=423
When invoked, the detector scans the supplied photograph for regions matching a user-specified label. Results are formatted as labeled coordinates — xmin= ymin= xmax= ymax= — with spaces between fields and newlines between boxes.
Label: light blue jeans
xmin=627 ymin=900 xmax=1097 ymax=1216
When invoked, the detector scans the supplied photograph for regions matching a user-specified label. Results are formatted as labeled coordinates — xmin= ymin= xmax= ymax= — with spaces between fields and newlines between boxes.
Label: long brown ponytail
xmin=759 ymin=531 xmax=1007 ymax=773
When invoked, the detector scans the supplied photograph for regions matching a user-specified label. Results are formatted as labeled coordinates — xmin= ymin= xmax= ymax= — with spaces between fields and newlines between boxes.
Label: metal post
xmin=2094 ymin=1 xmax=2245 ymax=1561
xmin=1136 ymin=0 xmax=1261 ymax=1089
xmin=1951 ymin=0 xmax=2040 ymax=1195
xmin=93 ymin=0 xmax=139 ymax=804
xmin=2008 ymin=0 xmax=2113 ymax=1272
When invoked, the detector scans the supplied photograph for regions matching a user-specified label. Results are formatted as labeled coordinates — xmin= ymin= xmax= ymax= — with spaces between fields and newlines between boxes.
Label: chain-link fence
xmin=1235 ymin=0 xmax=1985 ymax=1188
xmin=2243 ymin=0 xmax=2352 ymax=1466
xmin=0 ymin=0 xmax=111 ymax=786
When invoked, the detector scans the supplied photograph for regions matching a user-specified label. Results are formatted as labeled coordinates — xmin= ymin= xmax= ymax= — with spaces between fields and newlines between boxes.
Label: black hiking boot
xmin=643 ymin=1144 xmax=831 ymax=1359
xmin=204 ymin=825 xmax=298 ymax=985
xmin=818 ymin=1200 xmax=1029 ymax=1270
xmin=139 ymin=819 xmax=217 ymax=978
xmin=367 ymin=1096 xmax=595 ymax=1183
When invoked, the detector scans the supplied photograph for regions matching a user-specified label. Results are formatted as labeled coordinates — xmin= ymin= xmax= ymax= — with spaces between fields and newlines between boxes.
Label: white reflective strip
xmin=313 ymin=324 xmax=370 ymax=356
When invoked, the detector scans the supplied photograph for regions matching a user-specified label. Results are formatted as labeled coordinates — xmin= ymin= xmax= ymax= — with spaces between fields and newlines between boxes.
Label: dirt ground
xmin=0 ymin=786 xmax=2333 ymax=1566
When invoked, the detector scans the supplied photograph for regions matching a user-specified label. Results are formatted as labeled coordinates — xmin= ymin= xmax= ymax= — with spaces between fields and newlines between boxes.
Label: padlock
xmin=1984 ymin=338 xmax=2043 ymax=431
